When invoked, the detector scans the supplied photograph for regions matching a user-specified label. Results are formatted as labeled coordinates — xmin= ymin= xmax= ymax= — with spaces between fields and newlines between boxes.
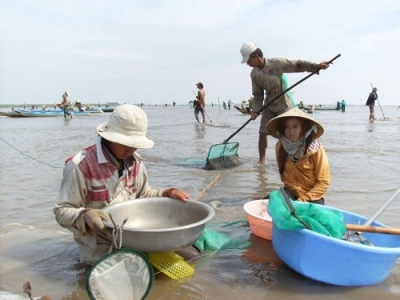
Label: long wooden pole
xmin=223 ymin=54 xmax=341 ymax=143
xmin=195 ymin=174 xmax=221 ymax=201
xmin=346 ymin=224 xmax=400 ymax=235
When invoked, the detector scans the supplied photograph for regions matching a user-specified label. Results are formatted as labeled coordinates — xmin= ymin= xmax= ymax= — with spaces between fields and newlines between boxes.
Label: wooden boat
xmin=233 ymin=105 xmax=250 ymax=114
xmin=234 ymin=97 xmax=253 ymax=115
xmin=0 ymin=110 xmax=28 ymax=118
xmin=271 ymin=205 xmax=400 ymax=286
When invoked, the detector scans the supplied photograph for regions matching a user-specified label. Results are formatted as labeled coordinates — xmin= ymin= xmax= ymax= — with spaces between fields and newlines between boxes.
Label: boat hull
xmin=313 ymin=105 xmax=338 ymax=111
xmin=0 ymin=111 xmax=27 ymax=118
xmin=234 ymin=105 xmax=251 ymax=114
xmin=7 ymin=108 xmax=104 ymax=117
xmin=100 ymin=102 xmax=121 ymax=112
xmin=272 ymin=206 xmax=400 ymax=286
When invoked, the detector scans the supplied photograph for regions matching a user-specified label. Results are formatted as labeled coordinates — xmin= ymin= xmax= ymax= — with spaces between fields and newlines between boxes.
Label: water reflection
xmin=194 ymin=122 xmax=205 ymax=139
xmin=367 ymin=120 xmax=375 ymax=132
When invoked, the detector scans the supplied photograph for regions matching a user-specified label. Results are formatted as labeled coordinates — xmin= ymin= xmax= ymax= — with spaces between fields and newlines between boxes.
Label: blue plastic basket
xmin=271 ymin=205 xmax=400 ymax=286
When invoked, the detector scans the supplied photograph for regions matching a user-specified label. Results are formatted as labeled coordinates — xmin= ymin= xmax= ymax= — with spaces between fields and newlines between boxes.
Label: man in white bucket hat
xmin=240 ymin=42 xmax=331 ymax=166
xmin=54 ymin=104 xmax=190 ymax=264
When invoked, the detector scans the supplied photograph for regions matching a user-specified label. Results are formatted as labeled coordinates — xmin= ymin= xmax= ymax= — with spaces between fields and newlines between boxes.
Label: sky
xmin=1 ymin=0 xmax=399 ymax=106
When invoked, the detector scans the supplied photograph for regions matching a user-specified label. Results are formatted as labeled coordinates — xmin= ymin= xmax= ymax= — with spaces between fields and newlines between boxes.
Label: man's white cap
xmin=97 ymin=104 xmax=154 ymax=149
xmin=240 ymin=42 xmax=258 ymax=63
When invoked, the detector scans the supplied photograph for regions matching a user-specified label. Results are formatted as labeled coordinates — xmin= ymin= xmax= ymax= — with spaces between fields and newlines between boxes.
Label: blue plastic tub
xmin=271 ymin=205 xmax=400 ymax=286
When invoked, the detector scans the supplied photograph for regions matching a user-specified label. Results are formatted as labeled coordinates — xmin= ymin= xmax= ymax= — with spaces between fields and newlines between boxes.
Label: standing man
xmin=62 ymin=91 xmax=72 ymax=118
xmin=194 ymin=82 xmax=206 ymax=123
xmin=240 ymin=42 xmax=330 ymax=166
xmin=366 ymin=87 xmax=378 ymax=121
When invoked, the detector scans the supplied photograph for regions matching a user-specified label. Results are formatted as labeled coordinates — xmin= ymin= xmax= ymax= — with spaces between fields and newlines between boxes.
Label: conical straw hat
xmin=266 ymin=107 xmax=324 ymax=139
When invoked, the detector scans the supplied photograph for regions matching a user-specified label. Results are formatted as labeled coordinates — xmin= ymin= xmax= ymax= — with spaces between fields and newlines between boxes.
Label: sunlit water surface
xmin=1 ymin=105 xmax=399 ymax=299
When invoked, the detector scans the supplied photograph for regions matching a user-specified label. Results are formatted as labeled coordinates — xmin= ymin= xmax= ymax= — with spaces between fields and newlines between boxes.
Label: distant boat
xmin=234 ymin=97 xmax=253 ymax=115
xmin=0 ymin=108 xmax=103 ymax=118
xmin=100 ymin=102 xmax=121 ymax=112
xmin=234 ymin=105 xmax=251 ymax=114
xmin=298 ymin=104 xmax=339 ymax=112
xmin=312 ymin=104 xmax=339 ymax=111
xmin=0 ymin=110 xmax=27 ymax=118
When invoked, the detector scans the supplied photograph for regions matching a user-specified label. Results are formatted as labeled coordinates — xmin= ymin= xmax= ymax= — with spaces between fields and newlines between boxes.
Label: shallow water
xmin=1 ymin=105 xmax=400 ymax=299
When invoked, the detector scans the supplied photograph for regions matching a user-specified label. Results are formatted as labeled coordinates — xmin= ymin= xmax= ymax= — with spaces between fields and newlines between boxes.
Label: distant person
xmin=75 ymin=100 xmax=84 ymax=112
xmin=240 ymin=41 xmax=331 ymax=166
xmin=341 ymin=100 xmax=346 ymax=112
xmin=266 ymin=107 xmax=330 ymax=205
xmin=336 ymin=101 xmax=341 ymax=110
xmin=228 ymin=100 xmax=233 ymax=109
xmin=223 ymin=101 xmax=227 ymax=110
xmin=62 ymin=91 xmax=72 ymax=118
xmin=173 ymin=101 xmax=176 ymax=107
xmin=365 ymin=87 xmax=378 ymax=121
xmin=194 ymin=82 xmax=206 ymax=123
xmin=54 ymin=104 xmax=190 ymax=264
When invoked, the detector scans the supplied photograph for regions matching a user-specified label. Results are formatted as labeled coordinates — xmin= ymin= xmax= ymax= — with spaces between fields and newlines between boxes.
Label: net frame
xmin=86 ymin=248 xmax=153 ymax=300
xmin=205 ymin=142 xmax=240 ymax=170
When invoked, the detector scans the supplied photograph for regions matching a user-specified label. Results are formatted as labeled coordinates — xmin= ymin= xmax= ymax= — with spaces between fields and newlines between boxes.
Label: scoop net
xmin=86 ymin=249 xmax=153 ymax=300
xmin=205 ymin=142 xmax=240 ymax=170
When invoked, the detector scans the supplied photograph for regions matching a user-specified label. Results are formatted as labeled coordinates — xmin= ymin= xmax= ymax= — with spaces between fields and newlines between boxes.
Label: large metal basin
xmin=102 ymin=197 xmax=214 ymax=253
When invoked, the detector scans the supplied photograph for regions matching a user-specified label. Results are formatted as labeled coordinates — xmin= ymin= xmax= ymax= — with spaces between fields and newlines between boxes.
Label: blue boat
xmin=7 ymin=108 xmax=103 ymax=117
xmin=271 ymin=205 xmax=400 ymax=286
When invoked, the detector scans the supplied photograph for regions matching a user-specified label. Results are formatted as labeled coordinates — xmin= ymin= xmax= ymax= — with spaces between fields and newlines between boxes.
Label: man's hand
xmin=164 ymin=188 xmax=191 ymax=202
xmin=251 ymin=112 xmax=259 ymax=120
xmin=315 ymin=61 xmax=330 ymax=74
xmin=75 ymin=209 xmax=111 ymax=234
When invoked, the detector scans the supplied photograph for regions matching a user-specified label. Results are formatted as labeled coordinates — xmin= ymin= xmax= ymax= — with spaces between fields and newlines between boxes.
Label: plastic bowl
xmin=271 ymin=204 xmax=400 ymax=286
xmin=243 ymin=199 xmax=272 ymax=240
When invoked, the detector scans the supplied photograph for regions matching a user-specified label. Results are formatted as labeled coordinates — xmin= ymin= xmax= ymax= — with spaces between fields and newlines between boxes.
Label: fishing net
xmin=282 ymin=74 xmax=297 ymax=107
xmin=268 ymin=189 xmax=346 ymax=239
xmin=194 ymin=225 xmax=250 ymax=251
xmin=86 ymin=249 xmax=153 ymax=300
xmin=86 ymin=218 xmax=154 ymax=299
xmin=205 ymin=142 xmax=241 ymax=170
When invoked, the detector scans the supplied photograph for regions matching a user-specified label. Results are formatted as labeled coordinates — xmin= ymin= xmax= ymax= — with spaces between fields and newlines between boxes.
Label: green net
xmin=268 ymin=189 xmax=346 ymax=239
xmin=194 ymin=222 xmax=250 ymax=252
xmin=205 ymin=142 xmax=241 ymax=170
xmin=282 ymin=74 xmax=297 ymax=107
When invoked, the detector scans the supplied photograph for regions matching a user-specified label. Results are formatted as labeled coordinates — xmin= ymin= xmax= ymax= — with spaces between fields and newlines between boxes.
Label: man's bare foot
xmin=256 ymin=160 xmax=266 ymax=167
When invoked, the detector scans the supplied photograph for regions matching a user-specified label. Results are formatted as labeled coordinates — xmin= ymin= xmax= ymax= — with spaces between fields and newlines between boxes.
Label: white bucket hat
xmin=266 ymin=107 xmax=324 ymax=139
xmin=240 ymin=42 xmax=258 ymax=63
xmin=97 ymin=104 xmax=154 ymax=149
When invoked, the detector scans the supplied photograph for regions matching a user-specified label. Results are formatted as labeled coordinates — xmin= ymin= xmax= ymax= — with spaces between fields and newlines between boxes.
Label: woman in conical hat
xmin=266 ymin=107 xmax=330 ymax=205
